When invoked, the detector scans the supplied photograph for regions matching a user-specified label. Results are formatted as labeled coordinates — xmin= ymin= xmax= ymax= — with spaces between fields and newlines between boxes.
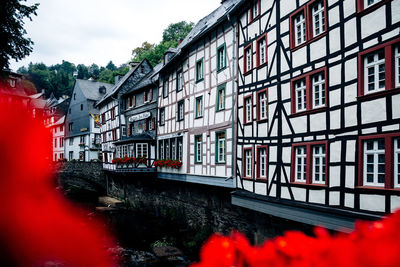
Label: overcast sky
xmin=10 ymin=0 xmax=221 ymax=71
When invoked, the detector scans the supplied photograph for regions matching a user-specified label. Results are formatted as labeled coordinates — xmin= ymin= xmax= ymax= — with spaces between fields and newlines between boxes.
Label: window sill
xmin=217 ymin=66 xmax=227 ymax=73
xmin=256 ymin=62 xmax=268 ymax=69
xmin=290 ymin=182 xmax=328 ymax=187
xmin=256 ymin=177 xmax=268 ymax=181
xmin=196 ymin=78 xmax=204 ymax=84
xmin=290 ymin=106 xmax=328 ymax=117
xmin=244 ymin=69 xmax=252 ymax=76
xmin=357 ymin=87 xmax=400 ymax=101
xmin=244 ymin=121 xmax=253 ymax=125
xmin=357 ymin=0 xmax=392 ymax=16
xmin=290 ymin=32 xmax=327 ymax=52
xmin=355 ymin=185 xmax=400 ymax=191
xmin=256 ymin=118 xmax=268 ymax=123
xmin=216 ymin=108 xmax=225 ymax=112
xmin=195 ymin=116 xmax=203 ymax=119
xmin=243 ymin=177 xmax=253 ymax=180
xmin=215 ymin=161 xmax=226 ymax=165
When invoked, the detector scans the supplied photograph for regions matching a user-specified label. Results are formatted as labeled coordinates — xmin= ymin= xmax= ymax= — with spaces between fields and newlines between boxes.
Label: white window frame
xmin=259 ymin=38 xmax=266 ymax=65
xmin=245 ymin=97 xmax=252 ymax=123
xmin=177 ymin=70 xmax=183 ymax=91
xmin=312 ymin=145 xmax=326 ymax=184
xmin=217 ymin=86 xmax=225 ymax=111
xmin=217 ymin=45 xmax=226 ymax=70
xmin=195 ymin=96 xmax=203 ymax=118
xmin=171 ymin=139 xmax=176 ymax=160
xmin=295 ymin=146 xmax=307 ymax=182
xmin=160 ymin=141 xmax=164 ymax=159
xmin=160 ymin=108 xmax=165 ymax=125
xmin=295 ymin=79 xmax=307 ymax=112
xmin=294 ymin=12 xmax=306 ymax=46
xmin=312 ymin=1 xmax=325 ymax=37
xmin=245 ymin=149 xmax=252 ymax=178
xmin=259 ymin=91 xmax=267 ymax=120
xmin=259 ymin=147 xmax=267 ymax=179
xmin=195 ymin=135 xmax=202 ymax=163
xmin=364 ymin=51 xmax=385 ymax=94
xmin=136 ymin=143 xmax=148 ymax=158
xmin=395 ymin=138 xmax=400 ymax=188
xmin=252 ymin=0 xmax=259 ymax=19
xmin=178 ymin=138 xmax=183 ymax=161
xmin=363 ymin=139 xmax=385 ymax=187
xmin=178 ymin=101 xmax=184 ymax=121
xmin=163 ymin=77 xmax=169 ymax=98
xmin=216 ymin=132 xmax=226 ymax=163
xmin=312 ymin=73 xmax=325 ymax=108
xmin=245 ymin=47 xmax=252 ymax=72
xmin=395 ymin=46 xmax=400 ymax=88
xmin=364 ymin=0 xmax=380 ymax=8
xmin=196 ymin=59 xmax=203 ymax=81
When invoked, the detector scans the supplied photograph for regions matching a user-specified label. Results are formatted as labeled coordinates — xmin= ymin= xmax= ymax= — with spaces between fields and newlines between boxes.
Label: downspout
xmin=227 ymin=13 xmax=236 ymax=186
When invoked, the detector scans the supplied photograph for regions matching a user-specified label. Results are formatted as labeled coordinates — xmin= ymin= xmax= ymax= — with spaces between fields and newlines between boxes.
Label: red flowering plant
xmin=112 ymin=157 xmax=148 ymax=166
xmin=152 ymin=159 xmax=183 ymax=169
xmin=191 ymin=210 xmax=400 ymax=267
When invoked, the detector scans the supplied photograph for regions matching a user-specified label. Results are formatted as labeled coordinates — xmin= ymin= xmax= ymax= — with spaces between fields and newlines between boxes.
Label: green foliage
xmin=132 ymin=21 xmax=194 ymax=66
xmin=0 ymin=0 xmax=39 ymax=70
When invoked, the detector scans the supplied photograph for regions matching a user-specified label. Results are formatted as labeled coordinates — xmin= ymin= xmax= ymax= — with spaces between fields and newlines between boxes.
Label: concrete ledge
xmin=231 ymin=190 xmax=382 ymax=233
xmin=157 ymin=172 xmax=235 ymax=188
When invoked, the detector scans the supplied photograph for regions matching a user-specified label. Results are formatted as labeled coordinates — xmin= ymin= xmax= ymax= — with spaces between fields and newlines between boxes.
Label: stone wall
xmin=107 ymin=173 xmax=314 ymax=245
xmin=57 ymin=162 xmax=106 ymax=195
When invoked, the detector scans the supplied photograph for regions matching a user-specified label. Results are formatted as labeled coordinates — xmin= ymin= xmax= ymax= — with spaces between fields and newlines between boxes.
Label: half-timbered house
xmin=96 ymin=60 xmax=154 ymax=171
xmin=156 ymin=0 xmax=243 ymax=187
xmin=232 ymin=0 xmax=400 ymax=231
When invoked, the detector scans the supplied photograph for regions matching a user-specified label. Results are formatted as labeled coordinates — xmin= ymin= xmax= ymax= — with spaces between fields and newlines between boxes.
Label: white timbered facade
xmin=233 ymin=0 xmax=400 ymax=229
xmin=156 ymin=0 xmax=243 ymax=187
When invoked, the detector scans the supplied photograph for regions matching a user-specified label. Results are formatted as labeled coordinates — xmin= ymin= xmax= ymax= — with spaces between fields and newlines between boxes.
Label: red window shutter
xmin=128 ymin=124 xmax=131 ymax=136
xmin=133 ymin=96 xmax=136 ymax=107
xmin=144 ymin=120 xmax=147 ymax=131
xmin=149 ymin=89 xmax=153 ymax=101
xmin=102 ymin=113 xmax=105 ymax=124
xmin=151 ymin=118 xmax=155 ymax=130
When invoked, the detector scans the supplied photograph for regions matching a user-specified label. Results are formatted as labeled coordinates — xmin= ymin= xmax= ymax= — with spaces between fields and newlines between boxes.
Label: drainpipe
xmin=227 ymin=13 xmax=236 ymax=186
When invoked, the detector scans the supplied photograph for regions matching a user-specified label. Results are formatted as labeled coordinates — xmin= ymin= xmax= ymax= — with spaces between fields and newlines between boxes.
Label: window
xmin=68 ymin=122 xmax=73 ymax=132
xmin=196 ymin=59 xmax=204 ymax=82
xmin=217 ymin=84 xmax=226 ymax=111
xmin=171 ymin=139 xmax=176 ymax=160
xmin=79 ymin=151 xmax=84 ymax=161
xmin=54 ymin=138 xmax=57 ymax=148
xmin=358 ymin=134 xmax=400 ymax=189
xmin=243 ymin=148 xmax=253 ymax=179
xmin=244 ymin=44 xmax=252 ymax=74
xmin=256 ymin=34 xmax=267 ymax=67
xmin=80 ymin=135 xmax=85 ymax=145
xmin=69 ymin=138 xmax=73 ymax=146
xmin=195 ymin=96 xmax=203 ymax=118
xmin=160 ymin=108 xmax=165 ymax=126
xmin=290 ymin=0 xmax=327 ymax=50
xmin=243 ymin=95 xmax=253 ymax=124
xmin=73 ymin=93 xmax=76 ymax=100
xmin=176 ymin=69 xmax=183 ymax=91
xmin=358 ymin=38 xmax=400 ymax=97
xmin=250 ymin=0 xmax=261 ymax=21
xmin=163 ymin=76 xmax=169 ymax=98
xmin=257 ymin=89 xmax=267 ymax=121
xmin=293 ymin=11 xmax=306 ymax=47
xmin=291 ymin=141 xmax=328 ymax=185
xmin=80 ymin=104 xmax=83 ymax=111
xmin=312 ymin=145 xmax=326 ymax=184
xmin=165 ymin=140 xmax=170 ymax=159
xmin=364 ymin=0 xmax=380 ymax=7
xmin=311 ymin=1 xmax=325 ymax=37
xmin=69 ymin=108 xmax=71 ymax=114
xmin=69 ymin=151 xmax=73 ymax=161
xmin=357 ymin=0 xmax=387 ymax=12
xmin=291 ymin=68 xmax=327 ymax=114
xmin=178 ymin=137 xmax=183 ymax=161
xmin=122 ymin=126 xmax=127 ymax=136
xmin=257 ymin=146 xmax=268 ymax=179
xmin=217 ymin=44 xmax=226 ymax=71
xmin=159 ymin=141 xmax=164 ymax=159
xmin=363 ymin=139 xmax=385 ymax=187
xmin=60 ymin=125 xmax=64 ymax=132
xmin=396 ymin=46 xmax=400 ymax=88
xmin=312 ymin=72 xmax=326 ymax=108
xmin=294 ymin=146 xmax=307 ymax=182
xmin=177 ymin=100 xmax=184 ymax=121
xmin=364 ymin=51 xmax=385 ymax=94
xmin=136 ymin=143 xmax=148 ymax=158
xmin=195 ymin=135 xmax=202 ymax=163
xmin=216 ymin=131 xmax=226 ymax=164
xmin=60 ymin=138 xmax=64 ymax=148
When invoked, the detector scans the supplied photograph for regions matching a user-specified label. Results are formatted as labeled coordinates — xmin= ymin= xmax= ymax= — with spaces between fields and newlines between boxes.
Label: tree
xmin=131 ymin=21 xmax=194 ymax=66
xmin=106 ymin=61 xmax=117 ymax=71
xmin=77 ymin=64 xmax=89 ymax=79
xmin=162 ymin=21 xmax=195 ymax=44
xmin=88 ymin=64 xmax=100 ymax=79
xmin=0 ymin=0 xmax=39 ymax=71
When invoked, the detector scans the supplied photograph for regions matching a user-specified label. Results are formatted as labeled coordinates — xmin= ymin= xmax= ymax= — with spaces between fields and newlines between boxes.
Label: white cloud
xmin=10 ymin=0 xmax=221 ymax=70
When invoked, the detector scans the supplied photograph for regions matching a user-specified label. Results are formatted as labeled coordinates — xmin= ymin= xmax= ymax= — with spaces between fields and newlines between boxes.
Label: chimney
xmin=114 ymin=75 xmax=121 ymax=85
xmin=178 ymin=38 xmax=184 ymax=45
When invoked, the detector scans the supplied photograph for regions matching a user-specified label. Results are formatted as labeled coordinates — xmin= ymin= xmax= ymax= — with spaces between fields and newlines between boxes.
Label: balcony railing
xmin=103 ymin=158 xmax=156 ymax=173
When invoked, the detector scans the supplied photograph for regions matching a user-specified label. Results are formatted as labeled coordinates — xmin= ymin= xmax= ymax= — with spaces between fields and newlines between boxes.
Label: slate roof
xmin=123 ymin=63 xmax=163 ymax=95
xmin=96 ymin=60 xmax=151 ymax=106
xmin=162 ymin=0 xmax=244 ymax=69
xmin=76 ymin=79 xmax=113 ymax=101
